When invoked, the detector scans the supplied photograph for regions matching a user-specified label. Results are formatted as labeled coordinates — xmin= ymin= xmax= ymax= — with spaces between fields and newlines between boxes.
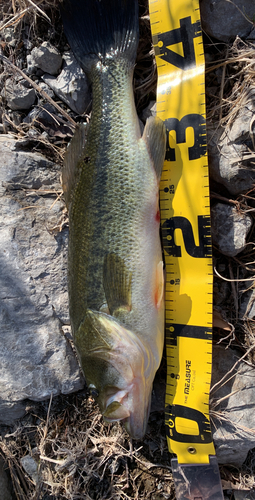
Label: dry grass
xmin=0 ymin=392 xmax=173 ymax=500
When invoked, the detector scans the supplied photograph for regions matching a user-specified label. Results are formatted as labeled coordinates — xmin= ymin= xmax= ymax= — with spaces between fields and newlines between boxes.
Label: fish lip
xmin=124 ymin=380 xmax=152 ymax=440
xmin=124 ymin=393 xmax=152 ymax=440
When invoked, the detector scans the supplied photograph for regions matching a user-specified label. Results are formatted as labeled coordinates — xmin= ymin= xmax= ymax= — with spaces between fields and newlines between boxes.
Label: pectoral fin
xmin=62 ymin=123 xmax=87 ymax=208
xmin=103 ymin=253 xmax=132 ymax=316
xmin=142 ymin=116 xmax=166 ymax=180
xmin=75 ymin=309 xmax=113 ymax=354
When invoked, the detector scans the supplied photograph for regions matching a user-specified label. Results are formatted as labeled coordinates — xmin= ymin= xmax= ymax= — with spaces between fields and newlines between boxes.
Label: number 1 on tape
xmin=149 ymin=0 xmax=224 ymax=498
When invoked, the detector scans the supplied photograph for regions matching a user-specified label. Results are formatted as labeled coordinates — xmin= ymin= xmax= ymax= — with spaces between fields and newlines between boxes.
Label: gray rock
xmin=234 ymin=492 xmax=255 ymax=500
xmin=240 ymin=284 xmax=255 ymax=320
xmin=248 ymin=28 xmax=255 ymax=40
xmin=37 ymin=82 xmax=55 ymax=99
xmin=211 ymin=203 xmax=252 ymax=256
xmin=0 ymin=457 xmax=13 ymax=500
xmin=26 ymin=54 xmax=37 ymax=75
xmin=0 ymin=401 xmax=27 ymax=425
xmin=200 ymin=0 xmax=255 ymax=42
xmin=0 ymin=135 xmax=84 ymax=425
xmin=208 ymin=86 xmax=255 ymax=195
xmin=211 ymin=345 xmax=255 ymax=466
xmin=23 ymin=103 xmax=60 ymax=127
xmin=30 ymin=42 xmax=62 ymax=75
xmin=42 ymin=52 xmax=90 ymax=115
xmin=3 ymin=78 xmax=36 ymax=111
xmin=20 ymin=455 xmax=39 ymax=484
xmin=2 ymin=27 xmax=17 ymax=47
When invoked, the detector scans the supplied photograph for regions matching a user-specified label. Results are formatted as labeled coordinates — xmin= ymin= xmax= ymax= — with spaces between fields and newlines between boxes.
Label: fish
xmin=61 ymin=0 xmax=166 ymax=440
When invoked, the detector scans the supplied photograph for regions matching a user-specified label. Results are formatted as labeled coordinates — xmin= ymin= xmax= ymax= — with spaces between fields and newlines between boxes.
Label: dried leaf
xmin=213 ymin=309 xmax=232 ymax=331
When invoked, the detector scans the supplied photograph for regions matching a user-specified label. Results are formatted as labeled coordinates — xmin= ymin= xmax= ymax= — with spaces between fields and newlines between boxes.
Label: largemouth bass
xmin=61 ymin=0 xmax=166 ymax=439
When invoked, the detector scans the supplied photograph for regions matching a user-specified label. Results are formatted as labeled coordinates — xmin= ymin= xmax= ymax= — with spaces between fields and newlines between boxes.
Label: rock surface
xmin=2 ymin=78 xmax=36 ymax=111
xmin=20 ymin=455 xmax=39 ymax=484
xmin=211 ymin=203 xmax=252 ymax=256
xmin=240 ymin=284 xmax=255 ymax=321
xmin=200 ymin=0 xmax=255 ymax=42
xmin=0 ymin=136 xmax=84 ymax=425
xmin=208 ymin=85 xmax=255 ymax=195
xmin=29 ymin=42 xmax=62 ymax=75
xmin=211 ymin=345 xmax=255 ymax=466
xmin=42 ymin=52 xmax=90 ymax=115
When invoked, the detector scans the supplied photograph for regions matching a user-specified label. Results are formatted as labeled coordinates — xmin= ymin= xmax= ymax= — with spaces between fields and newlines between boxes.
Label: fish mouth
xmin=102 ymin=379 xmax=152 ymax=440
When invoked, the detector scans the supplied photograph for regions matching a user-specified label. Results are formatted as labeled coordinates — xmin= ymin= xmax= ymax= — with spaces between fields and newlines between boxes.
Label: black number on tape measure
xmin=162 ymin=216 xmax=212 ymax=258
xmin=165 ymin=114 xmax=206 ymax=161
xmin=156 ymin=17 xmax=201 ymax=70
xmin=165 ymin=404 xmax=212 ymax=444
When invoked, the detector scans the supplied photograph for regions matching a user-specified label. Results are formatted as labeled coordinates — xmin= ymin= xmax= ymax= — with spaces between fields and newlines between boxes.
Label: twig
xmin=210 ymin=192 xmax=238 ymax=205
xmin=210 ymin=343 xmax=255 ymax=394
xmin=25 ymin=0 xmax=51 ymax=23
xmin=214 ymin=266 xmax=255 ymax=282
xmin=228 ymin=261 xmax=238 ymax=322
xmin=0 ymin=54 xmax=76 ymax=127
xmin=43 ymin=392 xmax=53 ymax=441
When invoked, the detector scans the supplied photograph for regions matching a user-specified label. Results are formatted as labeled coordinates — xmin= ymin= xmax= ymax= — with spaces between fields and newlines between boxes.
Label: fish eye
xmin=89 ymin=385 xmax=99 ymax=399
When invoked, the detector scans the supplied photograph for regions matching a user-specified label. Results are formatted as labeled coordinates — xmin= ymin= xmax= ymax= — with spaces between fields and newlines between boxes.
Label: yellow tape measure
xmin=148 ymin=0 xmax=215 ymax=465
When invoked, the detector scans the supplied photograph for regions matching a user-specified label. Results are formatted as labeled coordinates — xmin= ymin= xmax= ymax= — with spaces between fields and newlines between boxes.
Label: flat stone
xmin=20 ymin=455 xmax=39 ymax=484
xmin=30 ymin=42 xmax=62 ymax=75
xmin=0 ymin=136 xmax=84 ymax=425
xmin=211 ymin=345 xmax=255 ymax=466
xmin=208 ymin=85 xmax=255 ymax=195
xmin=3 ymin=78 xmax=36 ymax=111
xmin=234 ymin=491 xmax=255 ymax=500
xmin=211 ymin=203 xmax=252 ymax=256
xmin=42 ymin=51 xmax=90 ymax=115
xmin=240 ymin=284 xmax=255 ymax=321
xmin=200 ymin=0 xmax=255 ymax=42
xmin=2 ymin=27 xmax=17 ymax=47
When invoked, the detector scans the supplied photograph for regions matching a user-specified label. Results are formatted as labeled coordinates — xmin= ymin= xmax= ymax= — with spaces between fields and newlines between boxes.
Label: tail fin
xmin=61 ymin=0 xmax=139 ymax=75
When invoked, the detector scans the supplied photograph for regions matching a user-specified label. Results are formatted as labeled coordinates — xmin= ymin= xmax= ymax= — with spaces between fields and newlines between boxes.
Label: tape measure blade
xmin=149 ymin=0 xmax=216 ymax=465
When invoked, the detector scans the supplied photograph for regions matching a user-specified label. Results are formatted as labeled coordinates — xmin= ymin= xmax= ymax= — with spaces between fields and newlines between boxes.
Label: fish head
xmin=75 ymin=309 xmax=156 ymax=440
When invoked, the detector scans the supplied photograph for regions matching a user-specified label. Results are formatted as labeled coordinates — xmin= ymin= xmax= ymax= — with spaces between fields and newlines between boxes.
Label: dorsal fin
xmin=103 ymin=253 xmax=132 ymax=316
xmin=62 ymin=123 xmax=87 ymax=209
